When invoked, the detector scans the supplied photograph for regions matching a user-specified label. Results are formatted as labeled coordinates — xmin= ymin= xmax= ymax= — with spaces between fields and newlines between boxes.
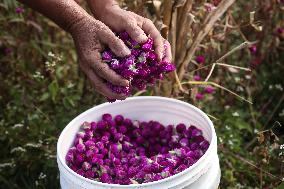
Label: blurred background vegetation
xmin=0 ymin=0 xmax=283 ymax=188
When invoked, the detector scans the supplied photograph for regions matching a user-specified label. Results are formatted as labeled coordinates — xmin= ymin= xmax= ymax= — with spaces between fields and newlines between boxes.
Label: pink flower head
xmin=249 ymin=45 xmax=257 ymax=55
xmin=15 ymin=7 xmax=24 ymax=14
xmin=204 ymin=86 xmax=215 ymax=94
xmin=204 ymin=3 xmax=216 ymax=12
xmin=277 ymin=27 xmax=284 ymax=35
xmin=195 ymin=93 xmax=204 ymax=100
xmin=195 ymin=55 xmax=205 ymax=64
xmin=193 ymin=75 xmax=201 ymax=81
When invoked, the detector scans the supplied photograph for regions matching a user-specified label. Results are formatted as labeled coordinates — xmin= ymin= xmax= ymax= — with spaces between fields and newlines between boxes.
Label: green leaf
xmin=48 ymin=80 xmax=59 ymax=102
xmin=276 ymin=182 xmax=284 ymax=189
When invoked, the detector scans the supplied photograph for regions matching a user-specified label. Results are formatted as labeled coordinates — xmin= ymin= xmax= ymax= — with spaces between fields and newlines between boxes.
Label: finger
xmin=142 ymin=19 xmax=164 ymax=61
xmin=124 ymin=18 xmax=148 ymax=43
xmin=83 ymin=65 xmax=127 ymax=100
xmin=98 ymin=24 xmax=131 ymax=57
xmin=163 ymin=40 xmax=172 ymax=62
xmin=90 ymin=51 xmax=129 ymax=86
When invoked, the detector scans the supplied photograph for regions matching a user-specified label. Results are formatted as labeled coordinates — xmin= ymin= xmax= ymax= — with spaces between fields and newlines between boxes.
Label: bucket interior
xmin=58 ymin=97 xmax=214 ymax=168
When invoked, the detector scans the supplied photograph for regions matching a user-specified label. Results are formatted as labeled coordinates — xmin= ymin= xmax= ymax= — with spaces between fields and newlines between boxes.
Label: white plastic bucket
xmin=57 ymin=96 xmax=221 ymax=189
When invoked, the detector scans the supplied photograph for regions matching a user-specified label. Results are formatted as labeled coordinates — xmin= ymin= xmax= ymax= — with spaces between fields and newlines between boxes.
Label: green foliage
xmin=0 ymin=0 xmax=283 ymax=189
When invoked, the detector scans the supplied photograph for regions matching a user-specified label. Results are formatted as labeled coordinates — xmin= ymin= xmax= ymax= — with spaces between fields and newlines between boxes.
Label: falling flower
xmin=15 ymin=7 xmax=24 ymax=14
xmin=195 ymin=55 xmax=205 ymax=64
xmin=195 ymin=93 xmax=204 ymax=100
xmin=204 ymin=86 xmax=215 ymax=94
xmin=193 ymin=75 xmax=201 ymax=81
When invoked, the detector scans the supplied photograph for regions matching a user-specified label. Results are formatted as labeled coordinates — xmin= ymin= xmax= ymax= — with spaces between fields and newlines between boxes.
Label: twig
xmin=205 ymin=62 xmax=251 ymax=81
xmin=133 ymin=90 xmax=147 ymax=96
xmin=264 ymin=93 xmax=284 ymax=128
xmin=205 ymin=63 xmax=216 ymax=82
xmin=221 ymin=147 xmax=283 ymax=181
xmin=176 ymin=0 xmax=193 ymax=61
xmin=181 ymin=81 xmax=253 ymax=104
xmin=170 ymin=7 xmax=177 ymax=61
xmin=174 ymin=70 xmax=185 ymax=92
xmin=178 ymin=0 xmax=236 ymax=80
xmin=215 ymin=41 xmax=258 ymax=63
xmin=161 ymin=0 xmax=173 ymax=38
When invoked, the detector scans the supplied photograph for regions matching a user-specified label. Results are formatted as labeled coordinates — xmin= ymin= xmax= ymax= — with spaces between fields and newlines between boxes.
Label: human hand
xmin=89 ymin=3 xmax=172 ymax=62
xmin=70 ymin=16 xmax=131 ymax=100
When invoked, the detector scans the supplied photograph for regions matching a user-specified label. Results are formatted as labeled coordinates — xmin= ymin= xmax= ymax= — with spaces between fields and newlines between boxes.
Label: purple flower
xmin=102 ymin=113 xmax=112 ymax=122
xmin=277 ymin=27 xmax=284 ymax=35
xmin=159 ymin=62 xmax=176 ymax=73
xmin=179 ymin=138 xmax=189 ymax=147
xmin=15 ymin=7 xmax=24 ymax=14
xmin=176 ymin=123 xmax=186 ymax=133
xmin=195 ymin=55 xmax=205 ymax=64
xmin=193 ymin=75 xmax=201 ymax=81
xmin=195 ymin=93 xmax=204 ymax=100
xmin=101 ymin=51 xmax=113 ymax=61
xmin=76 ymin=143 xmax=86 ymax=153
xmin=204 ymin=86 xmax=215 ymax=94
xmin=82 ymin=162 xmax=91 ymax=171
xmin=85 ymin=169 xmax=95 ymax=178
xmin=4 ymin=48 xmax=12 ymax=55
xmin=249 ymin=45 xmax=257 ymax=55
xmin=76 ymin=169 xmax=85 ymax=176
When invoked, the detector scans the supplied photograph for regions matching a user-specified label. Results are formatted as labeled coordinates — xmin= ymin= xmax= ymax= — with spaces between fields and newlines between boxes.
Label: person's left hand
xmin=92 ymin=5 xmax=172 ymax=62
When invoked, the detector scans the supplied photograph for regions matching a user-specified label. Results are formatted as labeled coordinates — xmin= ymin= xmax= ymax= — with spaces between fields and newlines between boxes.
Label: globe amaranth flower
xmin=195 ymin=93 xmax=204 ymax=100
xmin=195 ymin=55 xmax=205 ymax=64
xmin=15 ymin=7 xmax=24 ymax=14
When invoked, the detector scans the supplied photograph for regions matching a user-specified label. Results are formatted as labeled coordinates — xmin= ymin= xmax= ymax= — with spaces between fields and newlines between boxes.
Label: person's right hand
xmin=69 ymin=16 xmax=131 ymax=100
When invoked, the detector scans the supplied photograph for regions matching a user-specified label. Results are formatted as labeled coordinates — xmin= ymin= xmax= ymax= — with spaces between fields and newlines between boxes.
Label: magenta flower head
xmin=195 ymin=55 xmax=205 ymax=64
xmin=102 ymin=113 xmax=112 ymax=122
xmin=4 ymin=48 xmax=12 ymax=55
xmin=101 ymin=51 xmax=113 ymax=62
xmin=277 ymin=27 xmax=284 ymax=35
xmin=195 ymin=93 xmax=204 ymax=100
xmin=76 ymin=169 xmax=85 ymax=176
xmin=15 ymin=7 xmax=24 ymax=14
xmin=249 ymin=45 xmax=257 ymax=55
xmin=82 ymin=161 xmax=92 ymax=171
xmin=159 ymin=62 xmax=176 ymax=73
xmin=204 ymin=86 xmax=215 ymax=94
xmin=119 ymin=31 xmax=130 ymax=41
xmin=176 ymin=123 xmax=186 ymax=133
xmin=114 ymin=115 xmax=124 ymax=125
xmin=76 ymin=143 xmax=86 ymax=153
xmin=193 ymin=75 xmax=201 ymax=81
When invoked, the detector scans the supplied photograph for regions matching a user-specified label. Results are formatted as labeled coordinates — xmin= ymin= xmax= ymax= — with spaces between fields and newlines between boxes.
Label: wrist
xmin=69 ymin=15 xmax=94 ymax=37
xmin=86 ymin=0 xmax=120 ymax=21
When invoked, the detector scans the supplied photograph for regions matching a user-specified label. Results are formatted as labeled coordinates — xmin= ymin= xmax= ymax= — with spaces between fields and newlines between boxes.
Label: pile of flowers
xmin=101 ymin=32 xmax=175 ymax=102
xmin=66 ymin=114 xmax=210 ymax=185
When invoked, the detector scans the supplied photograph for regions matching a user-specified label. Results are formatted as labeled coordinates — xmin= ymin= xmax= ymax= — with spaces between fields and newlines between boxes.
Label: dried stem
xmin=181 ymin=81 xmax=253 ymax=104
xmin=221 ymin=147 xmax=283 ymax=181
xmin=161 ymin=0 xmax=173 ymax=38
xmin=178 ymin=0 xmax=236 ymax=80
xmin=215 ymin=41 xmax=258 ymax=63
xmin=170 ymin=7 xmax=177 ymax=61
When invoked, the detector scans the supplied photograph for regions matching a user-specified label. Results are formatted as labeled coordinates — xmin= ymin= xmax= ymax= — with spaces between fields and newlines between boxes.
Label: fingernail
xmin=159 ymin=53 xmax=163 ymax=61
xmin=139 ymin=34 xmax=148 ymax=42
xmin=124 ymin=48 xmax=131 ymax=56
